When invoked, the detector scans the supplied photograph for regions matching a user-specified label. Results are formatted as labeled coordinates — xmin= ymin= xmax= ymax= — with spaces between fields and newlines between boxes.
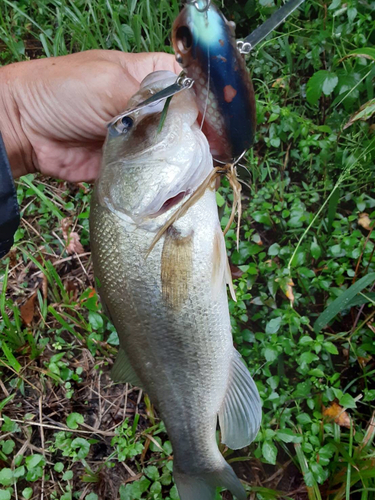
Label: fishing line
xmin=200 ymin=42 xmax=210 ymax=132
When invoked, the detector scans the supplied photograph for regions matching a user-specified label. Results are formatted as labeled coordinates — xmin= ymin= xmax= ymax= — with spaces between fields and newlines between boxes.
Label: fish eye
xmin=176 ymin=26 xmax=193 ymax=53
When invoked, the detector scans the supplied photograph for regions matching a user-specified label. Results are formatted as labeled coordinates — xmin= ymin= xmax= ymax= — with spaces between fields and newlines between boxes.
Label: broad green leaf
xmin=1 ymin=440 xmax=15 ymax=455
xmin=328 ymin=0 xmax=341 ymax=9
xmin=144 ymin=466 xmax=159 ymax=481
xmin=268 ymin=243 xmax=280 ymax=256
xmin=310 ymin=238 xmax=321 ymax=260
xmin=25 ymin=454 xmax=45 ymax=470
xmin=300 ymin=352 xmax=318 ymax=364
xmin=62 ymin=470 xmax=73 ymax=481
xmin=322 ymin=73 xmax=338 ymax=95
xmin=216 ymin=191 xmax=225 ymax=208
xmin=323 ymin=341 xmax=339 ymax=355
xmin=308 ymin=368 xmax=325 ymax=377
xmin=85 ymin=494 xmax=98 ymax=500
xmin=71 ymin=437 xmax=90 ymax=459
xmin=339 ymin=393 xmax=357 ymax=409
xmin=347 ymin=6 xmax=357 ymax=22
xmin=276 ymin=429 xmax=302 ymax=443
xmin=66 ymin=412 xmax=84 ymax=429
xmin=264 ymin=346 xmax=279 ymax=362
xmin=306 ymin=70 xmax=338 ymax=105
xmin=0 ymin=490 xmax=11 ymax=500
xmin=0 ymin=469 xmax=12 ymax=487
xmin=262 ymin=440 xmax=278 ymax=464
xmin=313 ymin=273 xmax=375 ymax=332
xmin=88 ymin=311 xmax=104 ymax=330
xmin=265 ymin=317 xmax=282 ymax=334
xmin=54 ymin=462 xmax=64 ymax=473
xmin=296 ymin=413 xmax=312 ymax=425
xmin=22 ymin=488 xmax=33 ymax=500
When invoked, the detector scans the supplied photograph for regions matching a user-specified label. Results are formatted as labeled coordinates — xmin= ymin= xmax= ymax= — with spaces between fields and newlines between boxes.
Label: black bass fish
xmin=90 ymin=71 xmax=261 ymax=500
xmin=172 ymin=1 xmax=256 ymax=163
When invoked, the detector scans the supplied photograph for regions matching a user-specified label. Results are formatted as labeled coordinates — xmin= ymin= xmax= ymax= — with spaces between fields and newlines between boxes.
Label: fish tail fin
xmin=174 ymin=461 xmax=246 ymax=500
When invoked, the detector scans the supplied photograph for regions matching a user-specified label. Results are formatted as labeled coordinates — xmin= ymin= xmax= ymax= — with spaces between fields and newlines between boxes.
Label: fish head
xmin=172 ymin=1 xmax=256 ymax=162
xmin=96 ymin=71 xmax=213 ymax=226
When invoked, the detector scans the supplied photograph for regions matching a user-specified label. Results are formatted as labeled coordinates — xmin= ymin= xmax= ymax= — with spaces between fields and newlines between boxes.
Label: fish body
xmin=172 ymin=2 xmax=256 ymax=162
xmin=90 ymin=71 xmax=261 ymax=500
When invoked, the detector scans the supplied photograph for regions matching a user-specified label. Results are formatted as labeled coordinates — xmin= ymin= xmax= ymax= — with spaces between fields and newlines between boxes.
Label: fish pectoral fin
xmin=212 ymin=226 xmax=236 ymax=302
xmin=219 ymin=349 xmax=262 ymax=449
xmin=161 ymin=226 xmax=193 ymax=310
xmin=111 ymin=347 xmax=143 ymax=388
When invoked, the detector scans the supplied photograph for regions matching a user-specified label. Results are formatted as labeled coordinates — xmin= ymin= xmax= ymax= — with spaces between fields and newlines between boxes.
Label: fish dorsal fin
xmin=111 ymin=346 xmax=143 ymax=388
xmin=219 ymin=349 xmax=262 ymax=449
xmin=212 ymin=226 xmax=236 ymax=301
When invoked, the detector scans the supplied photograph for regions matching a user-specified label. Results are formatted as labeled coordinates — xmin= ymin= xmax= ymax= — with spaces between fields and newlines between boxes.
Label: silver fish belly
xmin=90 ymin=71 xmax=261 ymax=500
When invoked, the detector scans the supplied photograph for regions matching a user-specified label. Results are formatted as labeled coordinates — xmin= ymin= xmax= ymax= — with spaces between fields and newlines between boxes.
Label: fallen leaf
xmin=358 ymin=213 xmax=373 ymax=231
xmin=9 ymin=249 xmax=17 ymax=268
xmin=343 ymin=97 xmax=375 ymax=129
xmin=66 ymin=232 xmax=84 ymax=255
xmin=323 ymin=402 xmax=351 ymax=428
xmin=61 ymin=217 xmax=84 ymax=255
xmin=358 ymin=355 xmax=372 ymax=368
xmin=42 ymin=274 xmax=48 ymax=300
xmin=77 ymin=182 xmax=90 ymax=193
xmin=285 ymin=280 xmax=295 ymax=305
xmin=272 ymin=77 xmax=286 ymax=88
xmin=20 ymin=292 xmax=37 ymax=326
xmin=230 ymin=264 xmax=244 ymax=279
xmin=65 ymin=279 xmax=79 ymax=301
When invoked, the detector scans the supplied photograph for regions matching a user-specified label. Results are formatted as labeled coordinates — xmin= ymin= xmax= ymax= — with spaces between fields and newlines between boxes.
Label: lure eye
xmin=108 ymin=115 xmax=134 ymax=137
xmin=176 ymin=26 xmax=193 ymax=53
xmin=121 ymin=116 xmax=133 ymax=128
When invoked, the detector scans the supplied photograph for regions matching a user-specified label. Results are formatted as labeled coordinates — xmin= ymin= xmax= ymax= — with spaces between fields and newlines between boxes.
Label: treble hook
xmin=185 ymin=0 xmax=211 ymax=13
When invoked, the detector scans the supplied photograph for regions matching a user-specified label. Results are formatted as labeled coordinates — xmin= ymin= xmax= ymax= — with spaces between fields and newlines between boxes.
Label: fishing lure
xmin=172 ymin=0 xmax=256 ymax=163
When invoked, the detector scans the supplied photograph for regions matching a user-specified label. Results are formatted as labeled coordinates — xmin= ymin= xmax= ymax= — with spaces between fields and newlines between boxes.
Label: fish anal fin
xmin=161 ymin=226 xmax=193 ymax=310
xmin=219 ymin=349 xmax=262 ymax=449
xmin=212 ymin=226 xmax=236 ymax=301
xmin=111 ymin=346 xmax=143 ymax=388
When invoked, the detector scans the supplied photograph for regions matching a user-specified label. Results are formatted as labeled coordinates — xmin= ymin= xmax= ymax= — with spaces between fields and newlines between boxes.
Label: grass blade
xmin=313 ymin=273 xmax=375 ymax=333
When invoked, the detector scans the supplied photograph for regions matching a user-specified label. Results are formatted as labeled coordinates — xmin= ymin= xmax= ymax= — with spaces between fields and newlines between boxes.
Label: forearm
xmin=0 ymin=64 xmax=33 ymax=178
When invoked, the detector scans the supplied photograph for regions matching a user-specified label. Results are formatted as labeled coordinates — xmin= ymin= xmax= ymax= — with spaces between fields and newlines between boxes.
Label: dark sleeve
xmin=0 ymin=132 xmax=20 ymax=258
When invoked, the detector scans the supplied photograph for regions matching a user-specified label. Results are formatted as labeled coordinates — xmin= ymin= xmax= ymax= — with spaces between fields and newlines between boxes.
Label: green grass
xmin=1 ymin=0 xmax=375 ymax=499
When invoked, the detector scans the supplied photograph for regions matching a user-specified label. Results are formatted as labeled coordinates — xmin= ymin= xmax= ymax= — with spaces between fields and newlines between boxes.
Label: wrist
xmin=0 ymin=64 xmax=34 ymax=178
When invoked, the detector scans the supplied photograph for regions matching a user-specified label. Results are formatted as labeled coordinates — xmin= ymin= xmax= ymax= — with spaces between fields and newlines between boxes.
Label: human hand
xmin=0 ymin=50 xmax=180 ymax=182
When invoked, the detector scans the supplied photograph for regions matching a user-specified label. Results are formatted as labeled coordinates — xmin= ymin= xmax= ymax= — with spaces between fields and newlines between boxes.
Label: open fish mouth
xmin=96 ymin=71 xmax=214 ymax=226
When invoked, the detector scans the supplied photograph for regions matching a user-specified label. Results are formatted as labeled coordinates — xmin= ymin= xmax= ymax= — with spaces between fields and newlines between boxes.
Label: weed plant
xmin=0 ymin=0 xmax=375 ymax=499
